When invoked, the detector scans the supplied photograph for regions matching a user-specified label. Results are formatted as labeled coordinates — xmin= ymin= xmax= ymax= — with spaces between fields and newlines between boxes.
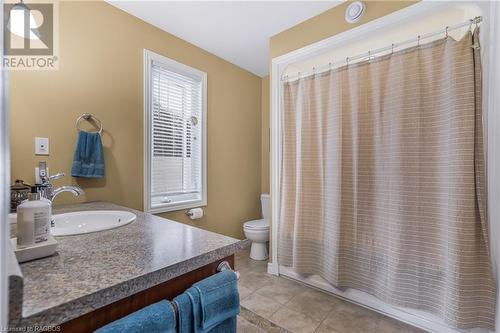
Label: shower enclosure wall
xmin=269 ymin=2 xmax=500 ymax=333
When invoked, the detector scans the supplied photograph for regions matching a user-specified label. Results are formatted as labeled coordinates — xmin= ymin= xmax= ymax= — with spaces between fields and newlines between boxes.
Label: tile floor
xmin=238 ymin=316 xmax=267 ymax=333
xmin=235 ymin=249 xmax=426 ymax=333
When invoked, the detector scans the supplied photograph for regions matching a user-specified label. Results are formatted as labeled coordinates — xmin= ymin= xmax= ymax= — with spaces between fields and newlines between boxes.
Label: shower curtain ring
xmin=346 ymin=57 xmax=350 ymax=65
xmin=391 ymin=43 xmax=395 ymax=54
xmin=445 ymin=26 xmax=449 ymax=39
xmin=417 ymin=35 xmax=421 ymax=47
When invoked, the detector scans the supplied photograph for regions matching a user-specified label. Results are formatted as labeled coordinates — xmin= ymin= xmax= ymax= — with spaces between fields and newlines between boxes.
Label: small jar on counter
xmin=10 ymin=179 xmax=31 ymax=213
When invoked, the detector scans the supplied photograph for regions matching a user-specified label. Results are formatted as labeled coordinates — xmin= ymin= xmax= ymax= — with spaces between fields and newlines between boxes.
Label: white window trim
xmin=143 ymin=49 xmax=207 ymax=214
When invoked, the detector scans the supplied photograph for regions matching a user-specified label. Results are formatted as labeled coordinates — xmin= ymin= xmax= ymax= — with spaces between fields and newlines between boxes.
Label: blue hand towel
xmin=175 ymin=288 xmax=237 ymax=333
xmin=174 ymin=292 xmax=195 ymax=333
xmin=71 ymin=131 xmax=105 ymax=178
xmin=186 ymin=286 xmax=205 ymax=332
xmin=191 ymin=270 xmax=239 ymax=330
xmin=93 ymin=300 xmax=176 ymax=333
xmin=177 ymin=271 xmax=238 ymax=333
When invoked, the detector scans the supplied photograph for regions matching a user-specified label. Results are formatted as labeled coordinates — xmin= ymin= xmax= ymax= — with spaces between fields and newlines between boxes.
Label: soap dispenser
xmin=17 ymin=187 xmax=51 ymax=247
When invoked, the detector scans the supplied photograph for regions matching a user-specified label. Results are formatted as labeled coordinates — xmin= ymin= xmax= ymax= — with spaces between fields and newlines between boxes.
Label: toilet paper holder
xmin=185 ymin=207 xmax=204 ymax=219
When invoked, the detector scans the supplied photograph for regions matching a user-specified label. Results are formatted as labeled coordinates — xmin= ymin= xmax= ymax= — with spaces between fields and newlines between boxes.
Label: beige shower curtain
xmin=278 ymin=30 xmax=496 ymax=330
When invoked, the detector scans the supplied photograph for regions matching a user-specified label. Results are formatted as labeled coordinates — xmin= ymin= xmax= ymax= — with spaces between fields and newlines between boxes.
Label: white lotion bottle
xmin=17 ymin=189 xmax=51 ymax=247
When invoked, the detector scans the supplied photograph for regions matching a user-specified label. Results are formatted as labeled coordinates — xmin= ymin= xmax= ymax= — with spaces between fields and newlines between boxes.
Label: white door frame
xmin=0 ymin=0 xmax=9 ymax=327
xmin=269 ymin=1 xmax=499 ymax=332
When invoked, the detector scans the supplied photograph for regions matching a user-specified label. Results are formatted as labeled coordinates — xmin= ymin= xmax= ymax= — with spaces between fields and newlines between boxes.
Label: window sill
xmin=146 ymin=199 xmax=207 ymax=214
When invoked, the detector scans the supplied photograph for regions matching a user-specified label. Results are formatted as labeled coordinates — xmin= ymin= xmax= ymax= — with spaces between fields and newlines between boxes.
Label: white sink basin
xmin=52 ymin=210 xmax=136 ymax=236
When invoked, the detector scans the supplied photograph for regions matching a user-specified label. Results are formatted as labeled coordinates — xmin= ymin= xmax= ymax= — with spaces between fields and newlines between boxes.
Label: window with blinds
xmin=144 ymin=50 xmax=207 ymax=213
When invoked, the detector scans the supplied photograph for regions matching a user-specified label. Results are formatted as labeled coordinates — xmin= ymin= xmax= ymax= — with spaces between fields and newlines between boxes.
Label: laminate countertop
xmin=8 ymin=201 xmax=248 ymax=328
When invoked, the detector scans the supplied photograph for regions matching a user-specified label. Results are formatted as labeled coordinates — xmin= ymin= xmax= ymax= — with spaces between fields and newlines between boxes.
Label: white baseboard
xmin=267 ymin=262 xmax=279 ymax=276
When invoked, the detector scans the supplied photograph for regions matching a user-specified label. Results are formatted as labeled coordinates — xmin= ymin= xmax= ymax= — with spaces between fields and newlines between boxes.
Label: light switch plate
xmin=35 ymin=137 xmax=49 ymax=155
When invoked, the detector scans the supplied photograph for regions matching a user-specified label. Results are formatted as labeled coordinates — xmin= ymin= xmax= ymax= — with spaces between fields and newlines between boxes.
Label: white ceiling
xmin=107 ymin=1 xmax=341 ymax=77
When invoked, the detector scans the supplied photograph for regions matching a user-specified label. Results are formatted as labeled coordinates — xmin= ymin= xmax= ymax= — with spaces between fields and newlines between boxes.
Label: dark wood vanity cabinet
xmin=60 ymin=255 xmax=234 ymax=333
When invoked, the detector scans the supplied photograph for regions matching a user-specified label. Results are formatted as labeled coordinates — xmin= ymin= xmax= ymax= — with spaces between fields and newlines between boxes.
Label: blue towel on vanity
xmin=94 ymin=300 xmax=176 ymax=333
xmin=192 ymin=270 xmax=239 ymax=330
xmin=174 ymin=271 xmax=239 ymax=333
xmin=174 ymin=292 xmax=195 ymax=333
xmin=71 ymin=131 xmax=105 ymax=178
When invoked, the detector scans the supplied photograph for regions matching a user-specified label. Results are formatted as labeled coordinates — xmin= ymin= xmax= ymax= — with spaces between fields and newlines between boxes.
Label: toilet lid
xmin=244 ymin=219 xmax=269 ymax=230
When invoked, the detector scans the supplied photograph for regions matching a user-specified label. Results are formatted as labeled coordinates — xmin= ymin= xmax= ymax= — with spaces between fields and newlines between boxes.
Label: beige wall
xmin=266 ymin=0 xmax=418 ymax=260
xmin=9 ymin=1 xmax=262 ymax=239
xmin=270 ymin=1 xmax=418 ymax=58
xmin=261 ymin=76 xmax=270 ymax=195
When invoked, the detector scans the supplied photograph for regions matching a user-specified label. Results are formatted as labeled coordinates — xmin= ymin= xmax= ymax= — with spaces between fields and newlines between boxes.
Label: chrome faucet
xmin=39 ymin=172 xmax=85 ymax=202
xmin=38 ymin=170 xmax=84 ymax=228
xmin=51 ymin=184 xmax=85 ymax=202
xmin=36 ymin=162 xmax=85 ymax=227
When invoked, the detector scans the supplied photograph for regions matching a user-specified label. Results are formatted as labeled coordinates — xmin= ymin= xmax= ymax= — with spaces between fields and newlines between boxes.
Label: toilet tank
xmin=261 ymin=194 xmax=270 ymax=219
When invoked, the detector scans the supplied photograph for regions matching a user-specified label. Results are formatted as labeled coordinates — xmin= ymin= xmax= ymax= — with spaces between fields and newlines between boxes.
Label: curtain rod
xmin=282 ymin=16 xmax=482 ymax=82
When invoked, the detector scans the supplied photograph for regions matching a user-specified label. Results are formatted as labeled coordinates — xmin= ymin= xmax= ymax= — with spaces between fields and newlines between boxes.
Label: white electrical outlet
xmin=35 ymin=166 xmax=49 ymax=184
xmin=35 ymin=137 xmax=49 ymax=155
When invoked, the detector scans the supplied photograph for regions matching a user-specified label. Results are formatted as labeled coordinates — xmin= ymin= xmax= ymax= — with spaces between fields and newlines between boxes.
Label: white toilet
xmin=243 ymin=194 xmax=270 ymax=261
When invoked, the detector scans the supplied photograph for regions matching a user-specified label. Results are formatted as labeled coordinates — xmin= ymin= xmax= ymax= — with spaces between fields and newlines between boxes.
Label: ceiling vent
xmin=345 ymin=1 xmax=366 ymax=24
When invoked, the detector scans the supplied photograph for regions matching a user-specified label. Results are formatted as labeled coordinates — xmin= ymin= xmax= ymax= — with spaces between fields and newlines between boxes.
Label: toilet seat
xmin=243 ymin=219 xmax=269 ymax=231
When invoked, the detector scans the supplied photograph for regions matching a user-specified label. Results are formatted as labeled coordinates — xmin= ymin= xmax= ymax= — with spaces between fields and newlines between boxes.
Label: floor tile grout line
xmin=281 ymin=293 xmax=325 ymax=324
xmin=238 ymin=250 xmax=425 ymax=333
xmin=314 ymin=307 xmax=337 ymax=333
xmin=241 ymin=289 xmax=284 ymax=321
xmin=268 ymin=302 xmax=283 ymax=319
xmin=239 ymin=250 xmax=322 ymax=330
xmin=270 ymin=306 xmax=323 ymax=333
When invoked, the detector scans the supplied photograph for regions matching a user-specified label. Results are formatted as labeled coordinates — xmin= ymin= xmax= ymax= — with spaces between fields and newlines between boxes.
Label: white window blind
xmin=144 ymin=50 xmax=207 ymax=213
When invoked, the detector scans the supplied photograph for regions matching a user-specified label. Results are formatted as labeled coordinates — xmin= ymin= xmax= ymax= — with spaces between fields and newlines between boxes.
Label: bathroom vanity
xmin=7 ymin=202 xmax=248 ymax=332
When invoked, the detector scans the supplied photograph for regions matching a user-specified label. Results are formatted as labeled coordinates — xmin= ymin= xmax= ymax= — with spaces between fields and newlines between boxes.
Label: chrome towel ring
xmin=76 ymin=113 xmax=103 ymax=135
